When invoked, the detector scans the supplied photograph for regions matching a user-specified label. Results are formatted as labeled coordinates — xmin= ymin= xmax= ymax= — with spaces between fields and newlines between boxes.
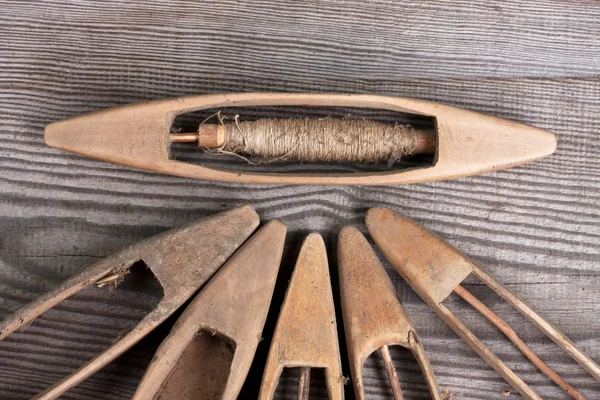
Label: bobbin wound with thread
xmin=169 ymin=117 xmax=437 ymax=164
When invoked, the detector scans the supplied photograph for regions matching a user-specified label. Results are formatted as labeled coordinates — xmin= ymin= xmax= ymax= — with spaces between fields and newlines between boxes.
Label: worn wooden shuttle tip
xmin=365 ymin=207 xmax=475 ymax=305
xmin=338 ymin=226 xmax=441 ymax=400
xmin=259 ymin=233 xmax=344 ymax=400
xmin=133 ymin=219 xmax=287 ymax=400
xmin=0 ymin=205 xmax=259 ymax=400
xmin=44 ymin=93 xmax=556 ymax=185
xmin=366 ymin=207 xmax=600 ymax=400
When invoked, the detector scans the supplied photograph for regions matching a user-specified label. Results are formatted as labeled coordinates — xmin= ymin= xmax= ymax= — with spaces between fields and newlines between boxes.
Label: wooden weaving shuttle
xmin=44 ymin=93 xmax=556 ymax=185
xmin=366 ymin=207 xmax=600 ymax=400
xmin=338 ymin=226 xmax=441 ymax=400
xmin=133 ymin=219 xmax=287 ymax=400
xmin=0 ymin=205 xmax=260 ymax=400
xmin=259 ymin=233 xmax=344 ymax=400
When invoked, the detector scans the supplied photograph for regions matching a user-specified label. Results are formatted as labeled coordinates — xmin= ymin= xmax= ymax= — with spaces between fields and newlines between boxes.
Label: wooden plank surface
xmin=0 ymin=0 xmax=599 ymax=398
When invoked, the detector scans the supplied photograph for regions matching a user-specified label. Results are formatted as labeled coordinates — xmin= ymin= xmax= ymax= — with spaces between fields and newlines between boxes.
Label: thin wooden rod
xmin=408 ymin=331 xmax=443 ymax=400
xmin=472 ymin=265 xmax=600 ymax=382
xmin=435 ymin=302 xmax=542 ymax=400
xmin=379 ymin=345 xmax=404 ymax=400
xmin=169 ymin=133 xmax=198 ymax=143
xmin=298 ymin=367 xmax=310 ymax=400
xmin=454 ymin=284 xmax=586 ymax=400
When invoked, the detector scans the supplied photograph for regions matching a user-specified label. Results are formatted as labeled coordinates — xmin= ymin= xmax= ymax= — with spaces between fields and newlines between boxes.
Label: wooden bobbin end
xmin=198 ymin=125 xmax=225 ymax=147
xmin=415 ymin=130 xmax=437 ymax=154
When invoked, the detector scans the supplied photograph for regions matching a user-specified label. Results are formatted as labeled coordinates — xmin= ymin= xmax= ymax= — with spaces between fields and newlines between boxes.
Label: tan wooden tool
xmin=44 ymin=93 xmax=556 ymax=185
xmin=366 ymin=207 xmax=600 ymax=400
xmin=133 ymin=219 xmax=287 ymax=400
xmin=0 ymin=205 xmax=259 ymax=400
xmin=338 ymin=226 xmax=441 ymax=400
xmin=259 ymin=233 xmax=344 ymax=400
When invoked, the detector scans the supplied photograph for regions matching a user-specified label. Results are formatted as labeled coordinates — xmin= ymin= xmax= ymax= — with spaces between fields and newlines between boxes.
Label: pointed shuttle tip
xmin=365 ymin=207 xmax=395 ymax=230
xmin=221 ymin=204 xmax=260 ymax=226
xmin=545 ymin=130 xmax=558 ymax=154
xmin=339 ymin=225 xmax=361 ymax=239
xmin=44 ymin=120 xmax=69 ymax=150
xmin=338 ymin=226 xmax=369 ymax=262
xmin=234 ymin=204 xmax=260 ymax=223
xmin=533 ymin=127 xmax=558 ymax=158
xmin=304 ymin=232 xmax=325 ymax=248
xmin=338 ymin=226 xmax=356 ymax=255
xmin=263 ymin=218 xmax=288 ymax=229
xmin=338 ymin=225 xmax=374 ymax=277
xmin=294 ymin=233 xmax=329 ymax=280
xmin=43 ymin=116 xmax=99 ymax=158
xmin=488 ymin=121 xmax=558 ymax=167
xmin=261 ymin=219 xmax=288 ymax=238
xmin=186 ymin=205 xmax=260 ymax=241
xmin=366 ymin=206 xmax=474 ymax=304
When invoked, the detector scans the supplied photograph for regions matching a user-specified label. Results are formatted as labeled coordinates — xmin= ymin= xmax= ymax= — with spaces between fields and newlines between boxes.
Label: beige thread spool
xmin=170 ymin=117 xmax=436 ymax=163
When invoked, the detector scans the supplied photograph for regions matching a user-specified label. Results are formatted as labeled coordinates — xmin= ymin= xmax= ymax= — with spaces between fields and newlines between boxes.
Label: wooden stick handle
xmin=435 ymin=302 xmax=542 ymax=400
xmin=472 ymin=265 xmax=600 ymax=382
xmin=408 ymin=331 xmax=443 ymax=400
xmin=298 ymin=367 xmax=310 ymax=400
xmin=380 ymin=345 xmax=404 ymax=400
xmin=454 ymin=284 xmax=586 ymax=400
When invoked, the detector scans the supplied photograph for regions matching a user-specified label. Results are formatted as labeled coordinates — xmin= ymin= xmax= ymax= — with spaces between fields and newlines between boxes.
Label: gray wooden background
xmin=0 ymin=0 xmax=599 ymax=399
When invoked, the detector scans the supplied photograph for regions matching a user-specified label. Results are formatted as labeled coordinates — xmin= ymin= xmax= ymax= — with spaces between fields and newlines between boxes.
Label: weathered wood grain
xmin=0 ymin=0 xmax=599 ymax=399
